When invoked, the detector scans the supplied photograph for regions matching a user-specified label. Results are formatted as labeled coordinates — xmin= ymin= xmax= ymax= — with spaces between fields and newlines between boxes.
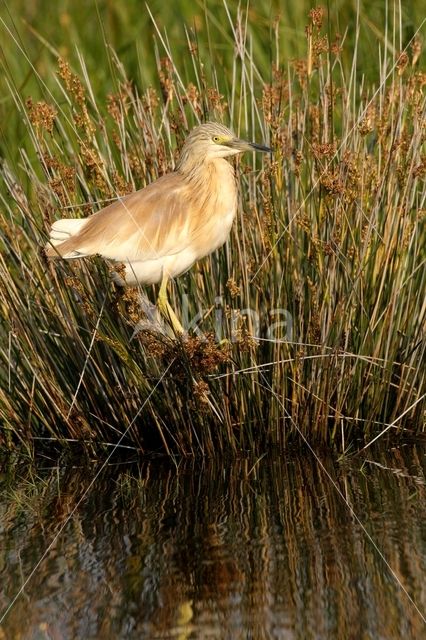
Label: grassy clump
xmin=0 ymin=6 xmax=425 ymax=456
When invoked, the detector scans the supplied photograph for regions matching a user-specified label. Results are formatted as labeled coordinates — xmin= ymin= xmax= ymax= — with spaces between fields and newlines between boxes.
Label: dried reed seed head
xmin=57 ymin=58 xmax=95 ymax=139
xmin=119 ymin=286 xmax=144 ymax=324
xmin=226 ymin=278 xmax=240 ymax=298
xmin=413 ymin=157 xmax=426 ymax=178
xmin=121 ymin=287 xmax=140 ymax=306
xmin=245 ymin=258 xmax=256 ymax=274
xmin=44 ymin=155 xmax=76 ymax=187
xmin=111 ymin=170 xmax=133 ymax=197
xmin=235 ymin=331 xmax=258 ymax=353
xmin=110 ymin=262 xmax=127 ymax=280
xmin=158 ymin=57 xmax=175 ymax=102
xmin=48 ymin=178 xmax=72 ymax=206
xmin=262 ymin=85 xmax=274 ymax=125
xmin=296 ymin=215 xmax=311 ymax=232
xmin=207 ymin=87 xmax=227 ymax=115
xmin=331 ymin=34 xmax=342 ymax=56
xmin=78 ymin=203 xmax=91 ymax=218
xmin=358 ymin=117 xmax=374 ymax=136
xmin=191 ymin=380 xmax=210 ymax=409
xmin=137 ymin=333 xmax=231 ymax=378
xmin=293 ymin=150 xmax=303 ymax=177
xmin=39 ymin=154 xmax=76 ymax=205
xmin=308 ymin=241 xmax=318 ymax=263
xmin=159 ymin=55 xmax=173 ymax=73
xmin=64 ymin=276 xmax=86 ymax=298
xmin=111 ymin=131 xmax=123 ymax=151
xmin=309 ymin=6 xmax=325 ymax=30
xmin=397 ymin=51 xmax=409 ymax=76
xmin=127 ymin=152 xmax=145 ymax=181
xmin=107 ymin=85 xmax=132 ymax=123
xmin=26 ymin=98 xmax=57 ymax=134
xmin=39 ymin=197 xmax=55 ymax=228
xmin=320 ymin=170 xmax=344 ymax=196
xmin=405 ymin=73 xmax=426 ymax=109
xmin=73 ymin=105 xmax=96 ymax=137
xmin=181 ymin=334 xmax=231 ymax=370
xmin=107 ymin=93 xmax=124 ymax=122
xmin=308 ymin=105 xmax=320 ymax=139
xmin=58 ymin=58 xmax=85 ymax=105
xmin=79 ymin=143 xmax=107 ymax=189
xmin=292 ymin=59 xmax=308 ymax=85
xmin=182 ymin=83 xmax=201 ymax=114
xmin=137 ymin=332 xmax=169 ymax=358
xmin=141 ymin=87 xmax=160 ymax=112
xmin=312 ymin=142 xmax=336 ymax=158
xmin=313 ymin=35 xmax=329 ymax=56
xmin=411 ymin=37 xmax=422 ymax=66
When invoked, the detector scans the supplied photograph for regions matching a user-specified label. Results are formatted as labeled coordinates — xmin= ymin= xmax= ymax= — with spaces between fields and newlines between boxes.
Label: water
xmin=0 ymin=447 xmax=425 ymax=639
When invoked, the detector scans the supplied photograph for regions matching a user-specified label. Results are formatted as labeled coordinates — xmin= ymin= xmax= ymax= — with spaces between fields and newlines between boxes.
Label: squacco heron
xmin=46 ymin=122 xmax=270 ymax=333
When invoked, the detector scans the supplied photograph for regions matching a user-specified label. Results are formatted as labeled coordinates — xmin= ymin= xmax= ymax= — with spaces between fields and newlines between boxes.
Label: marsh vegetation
xmin=0 ymin=2 xmax=425 ymax=455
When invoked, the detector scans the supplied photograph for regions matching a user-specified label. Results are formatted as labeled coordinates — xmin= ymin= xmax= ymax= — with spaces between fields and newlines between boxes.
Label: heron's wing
xmin=51 ymin=173 xmax=199 ymax=262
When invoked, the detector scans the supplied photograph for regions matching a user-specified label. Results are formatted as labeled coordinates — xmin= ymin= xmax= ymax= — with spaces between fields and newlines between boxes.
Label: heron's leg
xmin=157 ymin=272 xmax=184 ymax=335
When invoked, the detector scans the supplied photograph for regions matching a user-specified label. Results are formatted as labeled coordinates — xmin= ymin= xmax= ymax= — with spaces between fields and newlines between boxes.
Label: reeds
xmin=0 ymin=5 xmax=425 ymax=456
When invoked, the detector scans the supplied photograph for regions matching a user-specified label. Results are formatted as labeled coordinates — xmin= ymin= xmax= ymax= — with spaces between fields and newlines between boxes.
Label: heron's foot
xmin=217 ymin=338 xmax=233 ymax=355
xmin=157 ymin=291 xmax=185 ymax=335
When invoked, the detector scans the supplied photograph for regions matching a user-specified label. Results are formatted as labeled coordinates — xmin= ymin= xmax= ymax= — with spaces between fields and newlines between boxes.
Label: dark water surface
xmin=0 ymin=447 xmax=425 ymax=639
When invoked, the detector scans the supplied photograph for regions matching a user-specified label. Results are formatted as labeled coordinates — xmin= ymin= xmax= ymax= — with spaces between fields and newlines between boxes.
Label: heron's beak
xmin=248 ymin=141 xmax=272 ymax=153
xmin=227 ymin=138 xmax=272 ymax=154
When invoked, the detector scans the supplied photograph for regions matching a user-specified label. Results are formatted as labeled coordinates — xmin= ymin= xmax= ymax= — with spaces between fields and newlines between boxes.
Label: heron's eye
xmin=212 ymin=136 xmax=220 ymax=143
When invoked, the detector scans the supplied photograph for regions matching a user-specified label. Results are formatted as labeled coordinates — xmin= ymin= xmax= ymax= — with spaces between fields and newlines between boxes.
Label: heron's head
xmin=177 ymin=122 xmax=271 ymax=171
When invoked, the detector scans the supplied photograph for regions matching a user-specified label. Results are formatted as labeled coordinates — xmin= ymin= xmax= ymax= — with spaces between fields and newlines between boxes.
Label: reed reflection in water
xmin=0 ymin=447 xmax=425 ymax=639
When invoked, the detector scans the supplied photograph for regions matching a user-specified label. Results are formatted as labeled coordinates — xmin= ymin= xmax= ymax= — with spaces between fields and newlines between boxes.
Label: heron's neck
xmin=177 ymin=157 xmax=235 ymax=193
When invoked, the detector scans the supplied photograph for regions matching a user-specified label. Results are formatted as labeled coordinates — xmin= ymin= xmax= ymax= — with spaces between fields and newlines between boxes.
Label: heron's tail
xmin=45 ymin=218 xmax=89 ymax=258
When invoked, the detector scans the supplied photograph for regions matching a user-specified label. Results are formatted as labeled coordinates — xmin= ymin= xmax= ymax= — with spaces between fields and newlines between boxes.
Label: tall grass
xmin=0 ymin=4 xmax=425 ymax=456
